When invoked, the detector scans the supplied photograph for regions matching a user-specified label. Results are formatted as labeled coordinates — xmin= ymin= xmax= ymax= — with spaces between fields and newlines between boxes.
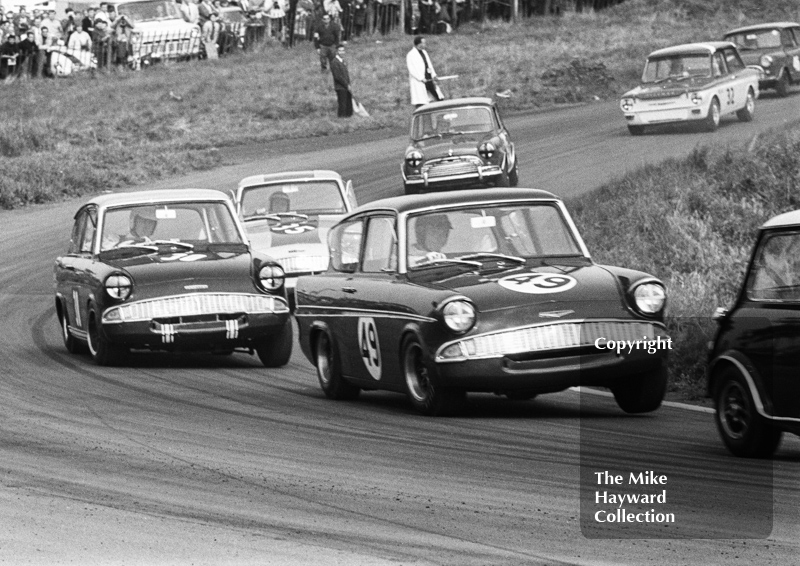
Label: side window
xmin=792 ymin=28 xmax=800 ymax=45
xmin=362 ymin=216 xmax=398 ymax=273
xmin=782 ymin=30 xmax=795 ymax=48
xmin=724 ymin=48 xmax=744 ymax=72
xmin=747 ymin=232 xmax=800 ymax=301
xmin=80 ymin=209 xmax=96 ymax=253
xmin=69 ymin=212 xmax=87 ymax=255
xmin=329 ymin=219 xmax=363 ymax=273
xmin=712 ymin=53 xmax=727 ymax=77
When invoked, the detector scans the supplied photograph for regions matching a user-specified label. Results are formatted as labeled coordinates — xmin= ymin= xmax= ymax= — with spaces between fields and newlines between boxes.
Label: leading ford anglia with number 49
xmin=54 ymin=189 xmax=292 ymax=367
xmin=620 ymin=42 xmax=761 ymax=135
xmin=295 ymin=189 xmax=670 ymax=416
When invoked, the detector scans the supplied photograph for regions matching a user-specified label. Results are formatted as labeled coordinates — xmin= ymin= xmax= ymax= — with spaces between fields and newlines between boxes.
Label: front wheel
xmin=87 ymin=307 xmax=125 ymax=366
xmin=702 ymin=98 xmax=721 ymax=132
xmin=59 ymin=307 xmax=84 ymax=354
xmin=775 ymin=71 xmax=790 ymax=97
xmin=402 ymin=335 xmax=464 ymax=416
xmin=714 ymin=367 xmax=782 ymax=458
xmin=610 ymin=366 xmax=667 ymax=414
xmin=256 ymin=318 xmax=293 ymax=368
xmin=736 ymin=88 xmax=755 ymax=122
xmin=315 ymin=332 xmax=359 ymax=400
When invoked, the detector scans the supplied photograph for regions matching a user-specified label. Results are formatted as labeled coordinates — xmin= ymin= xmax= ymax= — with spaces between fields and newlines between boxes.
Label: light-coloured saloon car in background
xmin=620 ymin=42 xmax=761 ymax=134
xmin=234 ymin=170 xmax=358 ymax=306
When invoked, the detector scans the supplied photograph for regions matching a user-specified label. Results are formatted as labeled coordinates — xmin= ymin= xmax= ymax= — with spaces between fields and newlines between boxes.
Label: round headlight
xmin=405 ymin=149 xmax=423 ymax=168
xmin=620 ymin=98 xmax=634 ymax=112
xmin=259 ymin=264 xmax=285 ymax=291
xmin=478 ymin=141 xmax=496 ymax=159
xmin=760 ymin=54 xmax=773 ymax=68
xmin=442 ymin=300 xmax=476 ymax=333
xmin=690 ymin=92 xmax=702 ymax=105
xmin=633 ymin=283 xmax=666 ymax=315
xmin=105 ymin=274 xmax=132 ymax=300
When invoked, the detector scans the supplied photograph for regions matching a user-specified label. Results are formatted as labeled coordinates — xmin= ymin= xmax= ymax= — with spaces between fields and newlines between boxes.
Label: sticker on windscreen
xmin=498 ymin=273 xmax=577 ymax=294
xmin=270 ymin=219 xmax=318 ymax=235
xmin=358 ymin=317 xmax=381 ymax=380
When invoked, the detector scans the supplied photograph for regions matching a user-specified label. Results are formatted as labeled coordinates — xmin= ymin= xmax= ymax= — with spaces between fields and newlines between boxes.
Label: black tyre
xmin=627 ymin=125 xmax=645 ymax=136
xmin=702 ymin=98 xmax=720 ymax=132
xmin=736 ymin=88 xmax=755 ymax=122
xmin=611 ymin=366 xmax=667 ymax=414
xmin=314 ymin=331 xmax=359 ymax=400
xmin=402 ymin=335 xmax=464 ymax=416
xmin=714 ymin=367 xmax=782 ymax=458
xmin=403 ymin=182 xmax=419 ymax=195
xmin=495 ymin=167 xmax=511 ymax=187
xmin=775 ymin=71 xmax=790 ymax=98
xmin=58 ymin=306 xmax=84 ymax=354
xmin=508 ymin=160 xmax=519 ymax=187
xmin=87 ymin=306 xmax=124 ymax=366
xmin=256 ymin=318 xmax=293 ymax=368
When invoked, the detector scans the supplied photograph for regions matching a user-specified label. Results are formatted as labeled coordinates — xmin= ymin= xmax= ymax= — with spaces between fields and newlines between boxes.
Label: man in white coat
xmin=406 ymin=36 xmax=442 ymax=107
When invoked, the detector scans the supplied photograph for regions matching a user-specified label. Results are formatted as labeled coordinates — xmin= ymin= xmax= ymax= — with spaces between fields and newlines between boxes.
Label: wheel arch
xmin=308 ymin=320 xmax=334 ymax=368
xmin=709 ymin=352 xmax=774 ymax=418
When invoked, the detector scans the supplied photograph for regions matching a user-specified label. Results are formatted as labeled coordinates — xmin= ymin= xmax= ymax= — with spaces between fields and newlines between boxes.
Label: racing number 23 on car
xmin=358 ymin=317 xmax=381 ymax=380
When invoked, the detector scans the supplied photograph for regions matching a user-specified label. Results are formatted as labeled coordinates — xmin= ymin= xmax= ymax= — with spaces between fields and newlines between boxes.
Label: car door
xmin=344 ymin=214 xmax=407 ymax=390
xmin=722 ymin=47 xmax=751 ymax=109
xmin=56 ymin=206 xmax=98 ymax=334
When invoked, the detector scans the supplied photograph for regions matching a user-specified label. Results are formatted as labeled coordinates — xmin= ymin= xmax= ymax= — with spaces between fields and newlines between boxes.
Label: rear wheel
xmin=714 ymin=366 xmax=782 ymax=458
xmin=315 ymin=332 xmax=359 ymax=400
xmin=256 ymin=318 xmax=293 ymax=368
xmin=775 ymin=70 xmax=790 ymax=97
xmin=702 ymin=98 xmax=721 ymax=132
xmin=58 ymin=307 xmax=84 ymax=354
xmin=736 ymin=88 xmax=755 ymax=122
xmin=611 ymin=366 xmax=667 ymax=414
xmin=627 ymin=125 xmax=645 ymax=136
xmin=402 ymin=335 xmax=464 ymax=416
xmin=87 ymin=306 xmax=124 ymax=366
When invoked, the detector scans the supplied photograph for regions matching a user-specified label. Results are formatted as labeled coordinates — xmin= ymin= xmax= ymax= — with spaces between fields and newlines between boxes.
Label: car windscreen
xmin=411 ymin=107 xmax=494 ymax=140
xmin=725 ymin=29 xmax=782 ymax=50
xmin=99 ymin=201 xmax=243 ymax=251
xmin=407 ymin=203 xmax=583 ymax=267
xmin=239 ymin=181 xmax=346 ymax=218
xmin=642 ymin=53 xmax=711 ymax=82
xmin=116 ymin=0 xmax=182 ymax=22
xmin=746 ymin=231 xmax=800 ymax=302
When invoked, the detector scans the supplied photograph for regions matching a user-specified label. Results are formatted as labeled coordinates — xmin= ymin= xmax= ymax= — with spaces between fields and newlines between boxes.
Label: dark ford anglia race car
xmin=401 ymin=97 xmax=518 ymax=194
xmin=295 ymin=189 xmax=670 ymax=416
xmin=724 ymin=22 xmax=800 ymax=97
xmin=54 ymin=189 xmax=292 ymax=366
xmin=708 ymin=210 xmax=800 ymax=457
xmin=620 ymin=42 xmax=760 ymax=134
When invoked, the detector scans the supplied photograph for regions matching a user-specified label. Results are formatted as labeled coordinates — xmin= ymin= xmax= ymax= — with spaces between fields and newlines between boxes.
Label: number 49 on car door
xmin=358 ymin=317 xmax=382 ymax=380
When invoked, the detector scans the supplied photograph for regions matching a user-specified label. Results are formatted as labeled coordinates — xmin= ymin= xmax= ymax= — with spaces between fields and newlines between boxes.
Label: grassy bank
xmin=568 ymin=119 xmax=800 ymax=400
xmin=2 ymin=0 xmax=800 ymax=208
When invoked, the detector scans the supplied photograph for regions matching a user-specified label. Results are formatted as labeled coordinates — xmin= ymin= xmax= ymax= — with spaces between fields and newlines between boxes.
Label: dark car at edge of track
xmin=54 ymin=189 xmax=292 ymax=367
xmin=294 ymin=188 xmax=670 ymax=416
xmin=708 ymin=210 xmax=800 ymax=457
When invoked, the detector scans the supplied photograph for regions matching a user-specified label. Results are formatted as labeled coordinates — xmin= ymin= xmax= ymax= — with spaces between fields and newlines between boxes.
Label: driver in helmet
xmin=409 ymin=214 xmax=452 ymax=266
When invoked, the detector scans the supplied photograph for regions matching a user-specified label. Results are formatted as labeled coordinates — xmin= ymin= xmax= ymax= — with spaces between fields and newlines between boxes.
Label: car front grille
xmin=103 ymin=293 xmax=288 ymax=323
xmin=423 ymin=157 xmax=482 ymax=179
xmin=437 ymin=320 xmax=665 ymax=361
xmin=636 ymin=89 xmax=686 ymax=100
xmin=275 ymin=255 xmax=329 ymax=274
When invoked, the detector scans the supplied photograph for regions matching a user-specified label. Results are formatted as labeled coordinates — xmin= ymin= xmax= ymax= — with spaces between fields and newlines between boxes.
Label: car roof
xmin=238 ymin=170 xmax=344 ymax=188
xmin=86 ymin=189 xmax=229 ymax=210
xmin=352 ymin=188 xmax=560 ymax=216
xmin=725 ymin=22 xmax=800 ymax=35
xmin=413 ymin=97 xmax=495 ymax=115
xmin=647 ymin=42 xmax=735 ymax=58
xmin=762 ymin=210 xmax=800 ymax=229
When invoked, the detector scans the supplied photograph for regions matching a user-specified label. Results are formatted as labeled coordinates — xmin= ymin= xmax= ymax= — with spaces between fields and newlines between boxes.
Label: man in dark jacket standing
xmin=329 ymin=44 xmax=352 ymax=117
xmin=313 ymin=13 xmax=340 ymax=72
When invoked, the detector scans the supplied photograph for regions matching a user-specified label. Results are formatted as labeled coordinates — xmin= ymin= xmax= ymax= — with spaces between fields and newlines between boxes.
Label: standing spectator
xmin=82 ymin=7 xmax=96 ymax=34
xmin=179 ymin=0 xmax=200 ymax=24
xmin=406 ymin=35 xmax=441 ymax=106
xmin=266 ymin=0 xmax=285 ymax=40
xmin=68 ymin=22 xmax=93 ymax=52
xmin=112 ymin=14 xmax=134 ymax=66
xmin=37 ymin=26 xmax=57 ymax=77
xmin=198 ymin=0 xmax=218 ymax=24
xmin=351 ymin=0 xmax=366 ymax=37
xmin=312 ymin=13 xmax=340 ymax=72
xmin=329 ymin=44 xmax=352 ymax=117
xmin=0 ymin=19 xmax=14 ymax=44
xmin=201 ymin=11 xmax=221 ymax=57
xmin=42 ymin=10 xmax=62 ymax=44
xmin=17 ymin=30 xmax=38 ymax=76
xmin=61 ymin=8 xmax=78 ymax=36
xmin=93 ymin=17 xmax=113 ymax=69
xmin=324 ymin=0 xmax=343 ymax=21
xmin=94 ymin=3 xmax=111 ymax=25
xmin=13 ymin=6 xmax=31 ymax=36
xmin=418 ymin=0 xmax=435 ymax=34
xmin=0 ymin=33 xmax=19 ymax=80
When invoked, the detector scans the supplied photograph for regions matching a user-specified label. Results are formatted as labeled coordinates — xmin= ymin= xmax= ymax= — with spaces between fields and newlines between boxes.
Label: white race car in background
xmin=620 ymin=42 xmax=762 ymax=134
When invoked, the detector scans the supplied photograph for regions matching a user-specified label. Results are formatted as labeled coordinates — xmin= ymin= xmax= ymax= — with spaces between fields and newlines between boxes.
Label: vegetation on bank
xmin=2 ymin=0 xmax=800 ymax=209
xmin=568 ymin=119 xmax=800 ymax=399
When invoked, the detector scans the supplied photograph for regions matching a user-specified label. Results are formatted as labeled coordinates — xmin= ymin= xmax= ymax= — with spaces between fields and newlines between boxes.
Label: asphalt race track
xmin=1 ymin=94 xmax=799 ymax=565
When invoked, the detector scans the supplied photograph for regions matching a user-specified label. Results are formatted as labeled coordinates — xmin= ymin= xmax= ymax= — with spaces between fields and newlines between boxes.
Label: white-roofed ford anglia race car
xmin=620 ymin=42 xmax=761 ymax=135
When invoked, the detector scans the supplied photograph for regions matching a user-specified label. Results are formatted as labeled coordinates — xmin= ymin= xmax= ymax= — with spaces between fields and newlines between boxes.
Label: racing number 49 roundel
xmin=358 ymin=317 xmax=381 ymax=380
xmin=498 ymin=273 xmax=577 ymax=294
